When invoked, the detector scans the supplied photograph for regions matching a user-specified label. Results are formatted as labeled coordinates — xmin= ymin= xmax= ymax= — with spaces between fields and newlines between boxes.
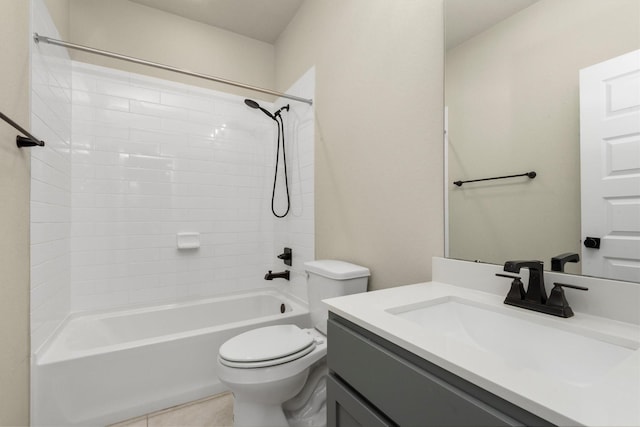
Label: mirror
xmin=445 ymin=0 xmax=640 ymax=281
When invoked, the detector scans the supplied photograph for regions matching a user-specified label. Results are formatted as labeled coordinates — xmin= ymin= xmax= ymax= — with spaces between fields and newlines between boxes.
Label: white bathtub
xmin=33 ymin=288 xmax=310 ymax=426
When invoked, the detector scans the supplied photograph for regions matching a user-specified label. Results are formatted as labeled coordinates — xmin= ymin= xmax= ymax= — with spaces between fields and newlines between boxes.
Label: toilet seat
xmin=219 ymin=325 xmax=316 ymax=369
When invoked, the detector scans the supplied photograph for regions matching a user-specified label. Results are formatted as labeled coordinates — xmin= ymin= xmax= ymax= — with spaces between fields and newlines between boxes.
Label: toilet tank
xmin=304 ymin=260 xmax=370 ymax=334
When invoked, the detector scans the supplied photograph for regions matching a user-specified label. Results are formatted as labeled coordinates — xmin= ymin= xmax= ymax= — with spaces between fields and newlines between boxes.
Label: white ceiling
xmin=129 ymin=0 xmax=304 ymax=44
xmin=445 ymin=0 xmax=540 ymax=50
xmin=129 ymin=0 xmax=539 ymax=49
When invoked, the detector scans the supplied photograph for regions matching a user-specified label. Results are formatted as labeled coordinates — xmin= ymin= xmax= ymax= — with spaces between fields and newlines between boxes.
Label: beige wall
xmin=43 ymin=0 xmax=70 ymax=39
xmin=68 ymin=0 xmax=276 ymax=99
xmin=446 ymin=0 xmax=640 ymax=271
xmin=0 ymin=1 xmax=31 ymax=425
xmin=276 ymin=0 xmax=445 ymax=290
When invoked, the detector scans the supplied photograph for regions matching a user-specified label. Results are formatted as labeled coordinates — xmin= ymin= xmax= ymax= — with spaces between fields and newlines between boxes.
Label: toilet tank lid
xmin=304 ymin=260 xmax=370 ymax=280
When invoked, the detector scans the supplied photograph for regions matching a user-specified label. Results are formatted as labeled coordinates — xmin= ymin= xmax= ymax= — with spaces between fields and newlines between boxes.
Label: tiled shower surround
xmin=30 ymin=0 xmax=72 ymax=353
xmin=70 ymin=62 xmax=315 ymax=313
xmin=30 ymin=0 xmax=314 ymax=351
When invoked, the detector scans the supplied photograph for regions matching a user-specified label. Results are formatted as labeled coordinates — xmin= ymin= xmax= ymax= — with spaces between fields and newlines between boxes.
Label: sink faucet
xmin=499 ymin=260 xmax=588 ymax=318
xmin=551 ymin=252 xmax=580 ymax=272
xmin=264 ymin=270 xmax=290 ymax=281
xmin=503 ymin=260 xmax=546 ymax=304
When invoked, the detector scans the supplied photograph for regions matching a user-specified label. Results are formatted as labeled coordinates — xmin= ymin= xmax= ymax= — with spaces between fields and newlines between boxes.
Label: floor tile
xmin=148 ymin=393 xmax=234 ymax=427
xmin=108 ymin=415 xmax=147 ymax=427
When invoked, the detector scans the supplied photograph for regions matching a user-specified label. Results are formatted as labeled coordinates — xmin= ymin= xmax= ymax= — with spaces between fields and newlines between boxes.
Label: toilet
xmin=217 ymin=260 xmax=370 ymax=427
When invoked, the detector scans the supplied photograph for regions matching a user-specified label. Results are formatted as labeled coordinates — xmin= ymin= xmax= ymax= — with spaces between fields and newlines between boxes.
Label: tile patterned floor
xmin=108 ymin=392 xmax=233 ymax=427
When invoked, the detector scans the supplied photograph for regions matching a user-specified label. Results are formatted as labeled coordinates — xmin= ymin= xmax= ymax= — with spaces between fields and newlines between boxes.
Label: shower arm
xmin=33 ymin=33 xmax=313 ymax=106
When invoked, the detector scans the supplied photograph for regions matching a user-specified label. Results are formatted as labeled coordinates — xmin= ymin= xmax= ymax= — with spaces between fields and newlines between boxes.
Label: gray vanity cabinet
xmin=327 ymin=313 xmax=555 ymax=427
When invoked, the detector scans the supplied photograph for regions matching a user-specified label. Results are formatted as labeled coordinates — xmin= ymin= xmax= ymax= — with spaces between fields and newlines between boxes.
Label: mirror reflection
xmin=445 ymin=0 xmax=640 ymax=282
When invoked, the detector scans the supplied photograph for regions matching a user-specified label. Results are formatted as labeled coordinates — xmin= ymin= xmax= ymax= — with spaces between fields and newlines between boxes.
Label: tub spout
xmin=264 ymin=270 xmax=290 ymax=281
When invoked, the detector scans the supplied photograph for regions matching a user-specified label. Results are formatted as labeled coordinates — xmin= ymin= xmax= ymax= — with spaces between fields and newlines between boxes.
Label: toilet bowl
xmin=216 ymin=260 xmax=369 ymax=427
xmin=217 ymin=326 xmax=327 ymax=427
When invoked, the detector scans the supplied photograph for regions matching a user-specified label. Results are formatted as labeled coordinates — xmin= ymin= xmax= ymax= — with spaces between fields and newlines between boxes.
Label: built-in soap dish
xmin=176 ymin=232 xmax=200 ymax=250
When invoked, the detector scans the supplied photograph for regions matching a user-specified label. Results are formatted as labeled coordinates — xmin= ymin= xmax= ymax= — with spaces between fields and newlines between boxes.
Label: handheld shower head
xmin=244 ymin=99 xmax=260 ymax=109
xmin=244 ymin=98 xmax=276 ymax=120
xmin=243 ymin=98 xmax=291 ymax=218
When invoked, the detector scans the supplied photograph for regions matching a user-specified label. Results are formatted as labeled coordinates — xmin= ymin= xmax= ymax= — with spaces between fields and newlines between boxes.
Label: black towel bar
xmin=454 ymin=171 xmax=536 ymax=187
xmin=0 ymin=111 xmax=45 ymax=147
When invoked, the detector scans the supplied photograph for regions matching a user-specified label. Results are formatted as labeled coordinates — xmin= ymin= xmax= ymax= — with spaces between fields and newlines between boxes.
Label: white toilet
xmin=217 ymin=260 xmax=370 ymax=427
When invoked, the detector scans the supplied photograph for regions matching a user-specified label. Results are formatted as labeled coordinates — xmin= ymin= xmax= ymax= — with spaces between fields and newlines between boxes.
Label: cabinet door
xmin=327 ymin=374 xmax=395 ymax=427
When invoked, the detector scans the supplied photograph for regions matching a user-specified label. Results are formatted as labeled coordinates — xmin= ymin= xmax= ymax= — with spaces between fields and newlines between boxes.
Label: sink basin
xmin=387 ymin=296 xmax=638 ymax=386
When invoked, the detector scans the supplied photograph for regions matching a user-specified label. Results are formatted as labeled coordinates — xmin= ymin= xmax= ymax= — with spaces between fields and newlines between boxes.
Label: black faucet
xmin=277 ymin=247 xmax=292 ymax=266
xmin=499 ymin=260 xmax=588 ymax=318
xmin=551 ymin=252 xmax=580 ymax=272
xmin=503 ymin=260 xmax=546 ymax=304
xmin=264 ymin=270 xmax=290 ymax=281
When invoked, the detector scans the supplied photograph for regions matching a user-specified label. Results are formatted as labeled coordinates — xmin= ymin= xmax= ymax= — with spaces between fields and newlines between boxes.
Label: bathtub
xmin=33 ymin=288 xmax=310 ymax=426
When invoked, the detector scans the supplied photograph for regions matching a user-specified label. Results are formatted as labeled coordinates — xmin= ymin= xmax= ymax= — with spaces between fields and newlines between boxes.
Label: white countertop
xmin=324 ymin=281 xmax=640 ymax=427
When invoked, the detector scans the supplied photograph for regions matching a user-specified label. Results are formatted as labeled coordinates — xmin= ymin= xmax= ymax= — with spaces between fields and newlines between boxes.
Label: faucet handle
xmin=277 ymin=247 xmax=292 ymax=266
xmin=552 ymin=282 xmax=589 ymax=291
xmin=496 ymin=273 xmax=525 ymax=301
xmin=546 ymin=282 xmax=589 ymax=318
xmin=496 ymin=273 xmax=519 ymax=278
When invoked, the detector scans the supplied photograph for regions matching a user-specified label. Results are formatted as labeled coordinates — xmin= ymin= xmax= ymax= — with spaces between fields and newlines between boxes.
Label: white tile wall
xmin=30 ymin=0 xmax=73 ymax=352
xmin=30 ymin=0 xmax=314 ymax=325
xmin=70 ymin=63 xmax=315 ymax=312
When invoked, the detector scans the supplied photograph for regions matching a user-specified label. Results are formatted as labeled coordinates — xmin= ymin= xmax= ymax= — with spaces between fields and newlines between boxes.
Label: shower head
xmin=244 ymin=98 xmax=276 ymax=120
xmin=244 ymin=99 xmax=260 ymax=109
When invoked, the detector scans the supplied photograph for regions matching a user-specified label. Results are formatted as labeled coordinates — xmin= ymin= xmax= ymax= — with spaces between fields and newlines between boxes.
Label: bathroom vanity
xmin=324 ymin=258 xmax=640 ymax=427
xmin=327 ymin=313 xmax=552 ymax=426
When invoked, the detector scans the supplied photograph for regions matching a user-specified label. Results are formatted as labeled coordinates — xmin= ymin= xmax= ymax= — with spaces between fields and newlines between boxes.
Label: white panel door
xmin=580 ymin=49 xmax=640 ymax=282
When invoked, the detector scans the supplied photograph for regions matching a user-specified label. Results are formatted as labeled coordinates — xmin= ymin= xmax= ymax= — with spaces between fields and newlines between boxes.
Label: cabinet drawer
xmin=327 ymin=374 xmax=395 ymax=427
xmin=328 ymin=316 xmax=551 ymax=427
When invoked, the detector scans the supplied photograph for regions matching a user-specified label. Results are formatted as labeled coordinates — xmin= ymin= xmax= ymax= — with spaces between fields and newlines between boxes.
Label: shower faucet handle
xmin=277 ymin=247 xmax=292 ymax=266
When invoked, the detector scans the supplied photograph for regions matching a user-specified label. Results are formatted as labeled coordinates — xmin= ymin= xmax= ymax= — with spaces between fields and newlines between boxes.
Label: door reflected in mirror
xmin=445 ymin=0 xmax=640 ymax=282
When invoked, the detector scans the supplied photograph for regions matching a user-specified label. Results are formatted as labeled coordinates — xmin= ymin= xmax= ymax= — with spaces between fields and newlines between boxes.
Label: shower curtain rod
xmin=33 ymin=33 xmax=313 ymax=106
